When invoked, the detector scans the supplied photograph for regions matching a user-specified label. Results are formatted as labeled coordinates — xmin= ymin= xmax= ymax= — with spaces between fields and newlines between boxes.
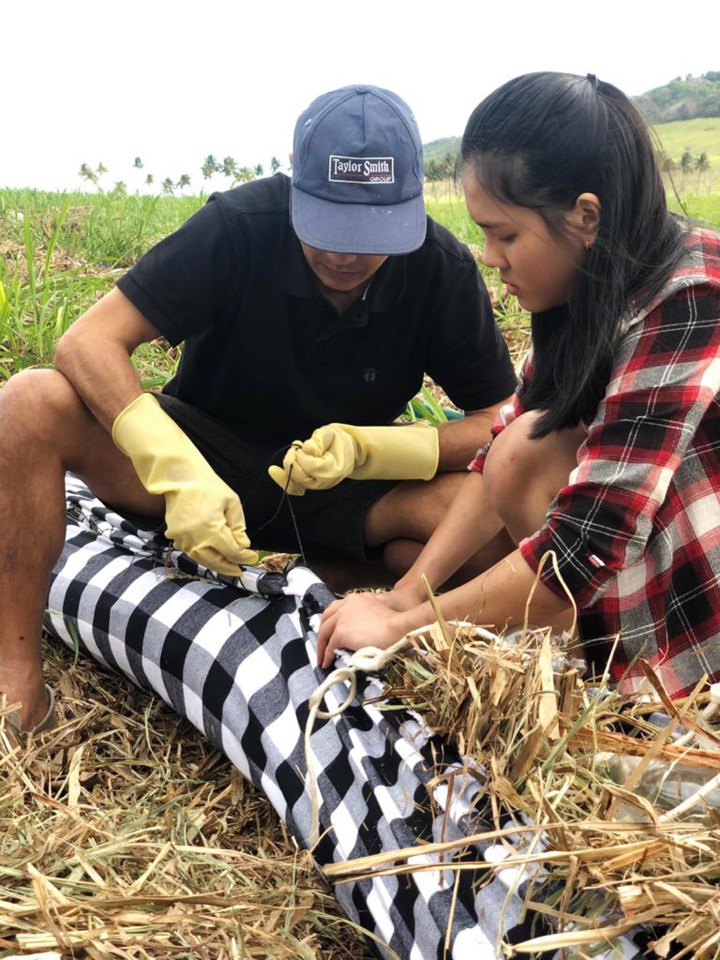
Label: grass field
xmin=424 ymin=117 xmax=720 ymax=192
xmin=2 ymin=181 xmax=718 ymax=389
xmin=668 ymin=190 xmax=720 ymax=223
xmin=654 ymin=116 xmax=720 ymax=168
xmin=0 ymin=190 xmax=203 ymax=381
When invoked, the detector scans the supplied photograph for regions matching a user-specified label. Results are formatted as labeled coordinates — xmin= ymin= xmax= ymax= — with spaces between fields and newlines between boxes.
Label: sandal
xmin=4 ymin=685 xmax=57 ymax=738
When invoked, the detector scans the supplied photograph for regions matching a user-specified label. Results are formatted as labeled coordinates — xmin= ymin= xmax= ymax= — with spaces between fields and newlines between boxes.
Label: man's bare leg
xmin=339 ymin=415 xmax=583 ymax=591
xmin=0 ymin=369 xmax=163 ymax=730
xmin=306 ymin=558 xmax=395 ymax=595
xmin=368 ymin=472 xmax=514 ymax=580
xmin=307 ymin=472 xmax=513 ymax=593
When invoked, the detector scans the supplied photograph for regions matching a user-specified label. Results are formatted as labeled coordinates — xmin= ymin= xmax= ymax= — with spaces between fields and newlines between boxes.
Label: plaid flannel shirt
xmin=470 ymin=228 xmax=720 ymax=698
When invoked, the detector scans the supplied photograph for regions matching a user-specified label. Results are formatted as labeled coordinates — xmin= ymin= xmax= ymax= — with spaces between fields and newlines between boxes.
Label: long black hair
xmin=461 ymin=72 xmax=685 ymax=436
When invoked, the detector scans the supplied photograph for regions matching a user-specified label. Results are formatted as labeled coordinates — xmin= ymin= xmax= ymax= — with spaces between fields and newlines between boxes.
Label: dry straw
xmin=5 ymin=557 xmax=720 ymax=959
xmin=323 ymin=573 xmax=720 ymax=959
xmin=0 ymin=641 xmax=374 ymax=960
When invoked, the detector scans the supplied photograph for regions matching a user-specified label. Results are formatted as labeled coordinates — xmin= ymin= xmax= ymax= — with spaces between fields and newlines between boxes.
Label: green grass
xmin=427 ymin=187 xmax=720 ymax=232
xmin=424 ymin=117 xmax=720 ymax=187
xmin=0 ymin=189 xmax=204 ymax=382
xmin=653 ymin=117 xmax=720 ymax=168
xmin=0 ymin=183 xmax=718 ymax=394
xmin=668 ymin=191 xmax=720 ymax=226
xmin=0 ymin=188 xmax=204 ymax=266
xmin=425 ymin=193 xmax=483 ymax=246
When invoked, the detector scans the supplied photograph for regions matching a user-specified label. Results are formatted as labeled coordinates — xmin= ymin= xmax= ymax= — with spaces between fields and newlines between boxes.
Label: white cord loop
xmin=304 ymin=637 xmax=412 ymax=847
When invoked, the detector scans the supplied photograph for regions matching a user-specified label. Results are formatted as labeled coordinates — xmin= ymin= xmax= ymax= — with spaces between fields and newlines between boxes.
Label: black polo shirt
xmin=117 ymin=174 xmax=516 ymax=446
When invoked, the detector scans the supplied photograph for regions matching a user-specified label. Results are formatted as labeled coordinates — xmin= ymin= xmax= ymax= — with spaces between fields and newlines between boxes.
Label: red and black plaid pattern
xmin=470 ymin=228 xmax=720 ymax=698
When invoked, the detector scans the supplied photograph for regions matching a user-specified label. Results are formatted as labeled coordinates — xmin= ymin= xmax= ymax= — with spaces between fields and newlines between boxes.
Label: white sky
xmin=4 ymin=0 xmax=719 ymax=193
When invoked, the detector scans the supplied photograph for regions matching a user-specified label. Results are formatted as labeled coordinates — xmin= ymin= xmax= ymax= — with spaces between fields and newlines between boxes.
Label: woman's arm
xmin=317 ymin=546 xmax=571 ymax=667
xmin=388 ymin=470 xmax=506 ymax=608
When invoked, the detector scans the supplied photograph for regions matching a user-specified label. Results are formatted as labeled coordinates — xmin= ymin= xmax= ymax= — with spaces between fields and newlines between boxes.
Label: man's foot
xmin=3 ymin=684 xmax=56 ymax=737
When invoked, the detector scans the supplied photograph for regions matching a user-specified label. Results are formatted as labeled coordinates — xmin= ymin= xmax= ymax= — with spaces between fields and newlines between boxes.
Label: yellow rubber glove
xmin=268 ymin=422 xmax=439 ymax=496
xmin=112 ymin=394 xmax=259 ymax=574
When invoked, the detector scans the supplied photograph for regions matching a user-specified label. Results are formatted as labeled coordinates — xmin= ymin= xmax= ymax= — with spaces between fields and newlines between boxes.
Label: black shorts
xmin=154 ymin=394 xmax=397 ymax=562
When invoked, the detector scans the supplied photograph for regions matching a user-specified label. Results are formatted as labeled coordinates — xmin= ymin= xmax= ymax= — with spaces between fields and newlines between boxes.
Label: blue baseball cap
xmin=291 ymin=85 xmax=426 ymax=255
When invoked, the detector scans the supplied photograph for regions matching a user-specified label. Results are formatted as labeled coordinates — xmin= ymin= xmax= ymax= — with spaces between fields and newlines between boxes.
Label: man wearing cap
xmin=0 ymin=85 xmax=515 ymax=732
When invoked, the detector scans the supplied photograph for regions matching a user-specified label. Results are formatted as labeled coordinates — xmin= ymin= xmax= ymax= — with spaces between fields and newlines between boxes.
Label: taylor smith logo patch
xmin=329 ymin=155 xmax=394 ymax=184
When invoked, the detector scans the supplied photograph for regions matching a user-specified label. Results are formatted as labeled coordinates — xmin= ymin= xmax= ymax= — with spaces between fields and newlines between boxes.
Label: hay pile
xmin=0 ymin=640 xmax=372 ymax=960
xmin=326 ymin=620 xmax=720 ymax=958
xmin=5 ymin=607 xmax=720 ymax=959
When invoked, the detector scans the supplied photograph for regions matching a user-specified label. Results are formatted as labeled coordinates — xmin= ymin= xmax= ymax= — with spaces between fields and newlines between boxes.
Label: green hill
xmin=635 ymin=73 xmax=720 ymax=123
xmin=422 ymin=75 xmax=720 ymax=181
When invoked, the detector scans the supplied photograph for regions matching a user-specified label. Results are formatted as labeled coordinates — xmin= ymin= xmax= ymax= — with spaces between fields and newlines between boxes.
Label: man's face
xmin=300 ymin=243 xmax=388 ymax=295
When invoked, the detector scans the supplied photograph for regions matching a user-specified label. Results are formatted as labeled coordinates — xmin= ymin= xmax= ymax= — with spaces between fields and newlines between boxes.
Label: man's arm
xmin=435 ymin=398 xmax=513 ymax=471
xmin=55 ymin=287 xmax=258 ymax=573
xmin=267 ymin=397 xmax=515 ymax=496
xmin=54 ymin=287 xmax=161 ymax=429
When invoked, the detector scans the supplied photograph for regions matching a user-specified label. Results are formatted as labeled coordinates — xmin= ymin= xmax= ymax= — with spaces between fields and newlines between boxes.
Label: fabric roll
xmin=44 ymin=474 xmax=646 ymax=960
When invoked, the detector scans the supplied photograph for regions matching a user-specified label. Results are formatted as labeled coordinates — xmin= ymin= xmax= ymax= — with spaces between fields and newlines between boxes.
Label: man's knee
xmin=0 ymin=368 xmax=107 ymax=469
xmin=363 ymin=471 xmax=466 ymax=546
xmin=2 ymin=368 xmax=77 ymax=422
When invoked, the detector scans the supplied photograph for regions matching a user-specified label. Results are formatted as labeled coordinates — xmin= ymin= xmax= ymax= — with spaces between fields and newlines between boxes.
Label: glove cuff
xmin=348 ymin=423 xmax=440 ymax=481
xmin=112 ymin=393 xmax=164 ymax=454
xmin=112 ymin=392 xmax=195 ymax=496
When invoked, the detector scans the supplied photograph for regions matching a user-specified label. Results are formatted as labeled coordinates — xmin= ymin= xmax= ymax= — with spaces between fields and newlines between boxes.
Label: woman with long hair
xmin=317 ymin=71 xmax=720 ymax=698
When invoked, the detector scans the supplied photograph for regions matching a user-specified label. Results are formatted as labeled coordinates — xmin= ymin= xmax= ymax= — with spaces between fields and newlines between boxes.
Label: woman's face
xmin=462 ymin=170 xmax=589 ymax=314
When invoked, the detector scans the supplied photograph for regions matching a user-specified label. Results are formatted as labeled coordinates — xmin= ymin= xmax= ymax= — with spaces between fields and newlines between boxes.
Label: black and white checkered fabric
xmin=43 ymin=475 xmax=648 ymax=960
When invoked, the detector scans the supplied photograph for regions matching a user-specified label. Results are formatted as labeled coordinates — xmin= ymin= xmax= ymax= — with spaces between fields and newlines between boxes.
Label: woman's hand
xmin=316 ymin=592 xmax=409 ymax=668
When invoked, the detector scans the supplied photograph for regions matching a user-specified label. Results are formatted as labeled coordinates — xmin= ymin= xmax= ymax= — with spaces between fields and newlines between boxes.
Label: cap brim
xmin=291 ymin=185 xmax=426 ymax=255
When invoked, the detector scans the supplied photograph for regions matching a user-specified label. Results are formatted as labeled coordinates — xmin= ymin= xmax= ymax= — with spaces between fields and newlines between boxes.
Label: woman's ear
xmin=567 ymin=192 xmax=601 ymax=245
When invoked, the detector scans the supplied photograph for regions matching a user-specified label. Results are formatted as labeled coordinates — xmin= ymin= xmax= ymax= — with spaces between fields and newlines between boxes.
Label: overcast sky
xmin=4 ymin=0 xmax=719 ymax=193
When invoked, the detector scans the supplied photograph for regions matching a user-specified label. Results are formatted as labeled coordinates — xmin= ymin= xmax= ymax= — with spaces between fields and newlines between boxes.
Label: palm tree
xmin=78 ymin=163 xmax=99 ymax=185
xmin=254 ymin=163 xmax=264 ymax=178
xmin=202 ymin=155 xmax=220 ymax=179
xmin=221 ymin=156 xmax=237 ymax=178
xmin=270 ymin=156 xmax=281 ymax=174
xmin=161 ymin=178 xmax=175 ymax=195
xmin=424 ymin=159 xmax=443 ymax=197
xmin=678 ymin=149 xmax=694 ymax=189
xmin=442 ymin=152 xmax=458 ymax=198
xmin=145 ymin=173 xmax=155 ymax=185
xmin=442 ymin=152 xmax=457 ymax=179
xmin=176 ymin=174 xmax=192 ymax=190
xmin=133 ymin=157 xmax=144 ymax=169
xmin=695 ymin=152 xmax=710 ymax=191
